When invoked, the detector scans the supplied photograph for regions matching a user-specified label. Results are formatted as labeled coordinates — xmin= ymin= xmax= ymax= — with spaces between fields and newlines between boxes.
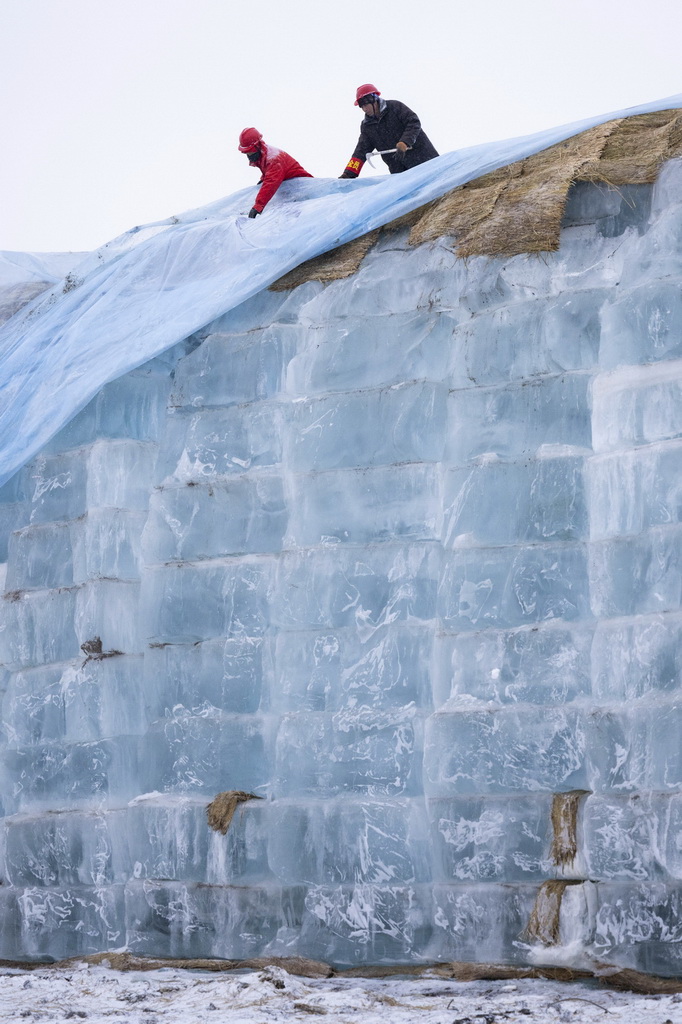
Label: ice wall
xmin=1 ymin=165 xmax=682 ymax=973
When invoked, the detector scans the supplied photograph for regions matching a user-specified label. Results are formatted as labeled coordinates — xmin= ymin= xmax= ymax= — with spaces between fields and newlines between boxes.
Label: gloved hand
xmin=339 ymin=170 xmax=357 ymax=179
xmin=396 ymin=141 xmax=409 ymax=154
xmin=248 ymin=207 xmax=261 ymax=219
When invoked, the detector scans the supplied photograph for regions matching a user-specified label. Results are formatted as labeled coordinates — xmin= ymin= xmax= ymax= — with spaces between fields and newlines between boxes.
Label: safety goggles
xmin=358 ymin=95 xmax=377 ymax=108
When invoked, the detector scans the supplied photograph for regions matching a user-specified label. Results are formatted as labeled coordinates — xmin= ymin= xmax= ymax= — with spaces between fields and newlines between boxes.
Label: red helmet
xmin=238 ymin=127 xmax=263 ymax=153
xmin=354 ymin=83 xmax=380 ymax=106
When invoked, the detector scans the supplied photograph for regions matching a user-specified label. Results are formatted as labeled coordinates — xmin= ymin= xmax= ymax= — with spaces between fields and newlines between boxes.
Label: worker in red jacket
xmin=238 ymin=128 xmax=313 ymax=217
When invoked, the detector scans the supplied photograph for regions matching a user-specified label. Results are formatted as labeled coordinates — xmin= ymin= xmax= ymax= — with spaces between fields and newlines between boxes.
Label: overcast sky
xmin=2 ymin=0 xmax=682 ymax=253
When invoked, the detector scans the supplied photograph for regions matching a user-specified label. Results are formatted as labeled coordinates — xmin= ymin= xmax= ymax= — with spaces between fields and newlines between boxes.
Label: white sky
xmin=1 ymin=0 xmax=681 ymax=253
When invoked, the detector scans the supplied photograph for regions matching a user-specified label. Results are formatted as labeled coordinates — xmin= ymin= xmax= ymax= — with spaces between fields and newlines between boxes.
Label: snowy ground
xmin=2 ymin=964 xmax=682 ymax=1024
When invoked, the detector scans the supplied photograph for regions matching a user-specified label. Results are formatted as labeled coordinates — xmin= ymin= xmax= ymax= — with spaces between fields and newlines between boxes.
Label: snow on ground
xmin=1 ymin=964 xmax=682 ymax=1024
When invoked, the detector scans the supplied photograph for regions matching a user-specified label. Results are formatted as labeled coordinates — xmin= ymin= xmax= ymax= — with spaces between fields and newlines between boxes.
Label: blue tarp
xmin=1 ymin=92 xmax=681 ymax=490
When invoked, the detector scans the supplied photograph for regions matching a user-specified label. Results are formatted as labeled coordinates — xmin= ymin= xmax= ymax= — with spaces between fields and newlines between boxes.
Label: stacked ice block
xmin=1 ymin=167 xmax=682 ymax=971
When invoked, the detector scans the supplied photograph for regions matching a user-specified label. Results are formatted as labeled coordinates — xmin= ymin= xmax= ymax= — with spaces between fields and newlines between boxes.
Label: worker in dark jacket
xmin=340 ymin=83 xmax=438 ymax=178
xmin=238 ymin=127 xmax=313 ymax=217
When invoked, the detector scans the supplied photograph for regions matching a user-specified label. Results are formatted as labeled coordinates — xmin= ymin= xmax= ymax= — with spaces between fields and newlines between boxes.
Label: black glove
xmin=248 ymin=207 xmax=261 ymax=219
xmin=339 ymin=171 xmax=357 ymax=179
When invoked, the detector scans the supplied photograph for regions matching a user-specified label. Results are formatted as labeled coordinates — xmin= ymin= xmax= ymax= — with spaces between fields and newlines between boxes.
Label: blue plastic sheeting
xmin=0 ymin=251 xmax=87 ymax=287
xmin=1 ymin=93 xmax=681 ymax=489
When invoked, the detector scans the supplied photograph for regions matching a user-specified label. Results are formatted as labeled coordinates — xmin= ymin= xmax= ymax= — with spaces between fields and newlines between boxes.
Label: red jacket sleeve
xmin=253 ymin=153 xmax=287 ymax=212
